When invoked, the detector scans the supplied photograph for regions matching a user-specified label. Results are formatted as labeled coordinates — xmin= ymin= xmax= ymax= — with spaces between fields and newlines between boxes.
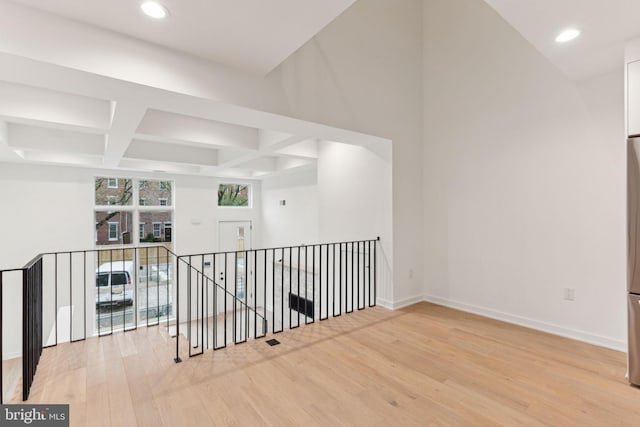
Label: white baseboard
xmin=423 ymin=294 xmax=626 ymax=352
xmin=377 ymin=295 xmax=424 ymax=311
xmin=376 ymin=298 xmax=393 ymax=310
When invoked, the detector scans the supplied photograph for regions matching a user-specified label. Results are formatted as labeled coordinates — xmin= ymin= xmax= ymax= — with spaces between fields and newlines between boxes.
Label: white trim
xmin=376 ymin=298 xmax=394 ymax=310
xmin=152 ymin=222 xmax=161 ymax=238
xmin=423 ymin=294 xmax=626 ymax=352
xmin=376 ymin=295 xmax=423 ymax=310
xmin=217 ymin=182 xmax=252 ymax=208
xmin=108 ymin=222 xmax=118 ymax=241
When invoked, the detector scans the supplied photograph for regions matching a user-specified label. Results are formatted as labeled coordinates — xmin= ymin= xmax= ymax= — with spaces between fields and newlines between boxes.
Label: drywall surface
xmin=269 ymin=0 xmax=424 ymax=303
xmin=261 ymin=170 xmax=319 ymax=249
xmin=423 ymin=0 xmax=626 ymax=350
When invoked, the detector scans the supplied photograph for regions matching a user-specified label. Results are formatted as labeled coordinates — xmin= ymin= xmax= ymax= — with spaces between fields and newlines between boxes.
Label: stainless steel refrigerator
xmin=628 ymin=138 xmax=640 ymax=385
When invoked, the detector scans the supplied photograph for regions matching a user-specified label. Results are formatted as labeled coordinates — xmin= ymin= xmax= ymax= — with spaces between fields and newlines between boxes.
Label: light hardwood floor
xmin=15 ymin=302 xmax=640 ymax=426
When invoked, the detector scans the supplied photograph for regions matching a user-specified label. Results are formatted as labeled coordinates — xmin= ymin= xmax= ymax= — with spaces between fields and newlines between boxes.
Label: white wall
xmin=423 ymin=0 xmax=626 ymax=350
xmin=269 ymin=0 xmax=424 ymax=304
xmin=0 ymin=163 xmax=94 ymax=358
xmin=261 ymin=170 xmax=319 ymax=248
xmin=0 ymin=163 xmax=263 ymax=358
xmin=317 ymin=141 xmax=393 ymax=303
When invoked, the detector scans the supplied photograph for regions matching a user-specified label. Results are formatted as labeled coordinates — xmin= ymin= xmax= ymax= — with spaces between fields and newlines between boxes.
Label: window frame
xmin=107 ymin=178 xmax=118 ymax=188
xmin=94 ymin=177 xmax=175 ymax=247
xmin=152 ymin=222 xmax=161 ymax=238
xmin=108 ymin=222 xmax=119 ymax=241
xmin=217 ymin=182 xmax=252 ymax=208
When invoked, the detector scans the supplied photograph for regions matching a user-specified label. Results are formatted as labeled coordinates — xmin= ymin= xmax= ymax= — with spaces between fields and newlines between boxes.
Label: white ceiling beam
xmin=119 ymin=159 xmax=201 ymax=175
xmin=136 ymin=109 xmax=259 ymax=150
xmin=7 ymin=123 xmax=104 ymax=156
xmin=258 ymin=133 xmax=309 ymax=152
xmin=233 ymin=157 xmax=278 ymax=172
xmin=124 ymin=139 xmax=218 ymax=166
xmin=0 ymin=80 xmax=111 ymax=130
xmin=103 ymin=102 xmax=147 ymax=167
xmin=200 ymin=134 xmax=312 ymax=174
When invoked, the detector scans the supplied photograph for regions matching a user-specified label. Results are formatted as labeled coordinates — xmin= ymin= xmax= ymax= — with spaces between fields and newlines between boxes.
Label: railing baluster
xmin=69 ymin=252 xmax=72 ymax=342
xmin=55 ymin=253 xmax=58 ymax=343
xmin=146 ymin=249 xmax=149 ymax=328
xmin=133 ymin=247 xmax=138 ymax=332
xmin=272 ymin=250 xmax=276 ymax=334
xmin=224 ymin=253 xmax=227 ymax=348
xmin=213 ymin=254 xmax=217 ymax=349
xmin=187 ymin=255 xmax=192 ymax=356
xmin=289 ymin=248 xmax=292 ymax=330
xmin=110 ymin=250 xmax=113 ymax=334
xmin=254 ymin=250 xmax=257 ymax=339
xmin=338 ymin=243 xmax=342 ymax=317
xmin=263 ymin=250 xmax=267 ymax=335
xmin=374 ymin=238 xmax=377 ymax=306
xmin=157 ymin=246 xmax=160 ymax=326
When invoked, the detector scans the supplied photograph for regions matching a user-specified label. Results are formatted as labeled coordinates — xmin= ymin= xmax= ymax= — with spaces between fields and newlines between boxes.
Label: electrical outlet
xmin=563 ymin=288 xmax=575 ymax=301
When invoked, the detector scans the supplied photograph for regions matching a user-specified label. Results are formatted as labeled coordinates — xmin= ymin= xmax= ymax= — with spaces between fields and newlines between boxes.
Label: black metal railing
xmin=0 ymin=238 xmax=380 ymax=402
xmin=22 ymin=256 xmax=43 ymax=402
xmin=175 ymin=238 xmax=378 ymax=361
xmin=0 ymin=244 xmax=181 ymax=402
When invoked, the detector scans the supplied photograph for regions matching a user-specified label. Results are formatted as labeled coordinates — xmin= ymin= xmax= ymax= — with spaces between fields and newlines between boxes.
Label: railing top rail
xmin=21 ymin=245 xmax=177 ymax=269
xmin=0 ymin=268 xmax=26 ymax=274
xmin=177 ymin=237 xmax=380 ymax=258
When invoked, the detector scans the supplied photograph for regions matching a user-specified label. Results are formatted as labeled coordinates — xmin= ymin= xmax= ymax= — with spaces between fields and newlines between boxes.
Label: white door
xmin=217 ymin=221 xmax=253 ymax=306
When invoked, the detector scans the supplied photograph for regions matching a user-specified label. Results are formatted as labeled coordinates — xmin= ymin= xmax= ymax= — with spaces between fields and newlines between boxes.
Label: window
xmin=139 ymin=179 xmax=172 ymax=206
xmin=153 ymin=223 xmax=161 ymax=238
xmin=93 ymin=177 xmax=175 ymax=332
xmin=108 ymin=222 xmax=118 ymax=241
xmin=218 ymin=183 xmax=250 ymax=207
xmin=95 ymin=177 xmax=132 ymax=206
xmin=94 ymin=177 xmax=173 ymax=245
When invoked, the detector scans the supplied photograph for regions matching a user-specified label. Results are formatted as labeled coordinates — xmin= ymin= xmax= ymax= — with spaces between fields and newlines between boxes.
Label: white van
xmin=96 ymin=261 xmax=135 ymax=307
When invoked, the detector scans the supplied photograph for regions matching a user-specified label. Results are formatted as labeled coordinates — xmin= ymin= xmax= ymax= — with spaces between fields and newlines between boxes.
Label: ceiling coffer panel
xmin=124 ymin=139 xmax=218 ymax=166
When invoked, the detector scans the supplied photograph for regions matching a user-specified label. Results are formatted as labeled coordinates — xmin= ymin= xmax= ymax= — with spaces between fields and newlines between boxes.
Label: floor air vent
xmin=266 ymin=339 xmax=280 ymax=346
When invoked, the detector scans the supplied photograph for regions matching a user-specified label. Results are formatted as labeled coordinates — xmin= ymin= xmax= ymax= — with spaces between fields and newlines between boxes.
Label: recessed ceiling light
xmin=141 ymin=2 xmax=168 ymax=19
xmin=555 ymin=28 xmax=580 ymax=43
